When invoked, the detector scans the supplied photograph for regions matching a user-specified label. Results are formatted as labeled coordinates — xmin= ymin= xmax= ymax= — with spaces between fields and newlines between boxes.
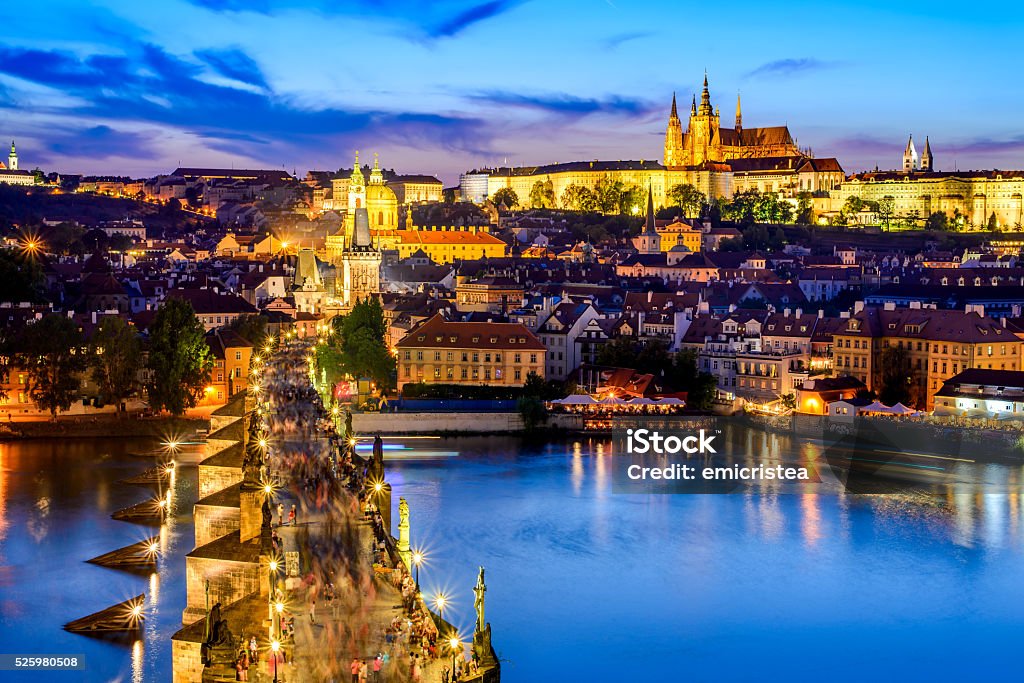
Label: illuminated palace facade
xmin=460 ymin=75 xmax=845 ymax=206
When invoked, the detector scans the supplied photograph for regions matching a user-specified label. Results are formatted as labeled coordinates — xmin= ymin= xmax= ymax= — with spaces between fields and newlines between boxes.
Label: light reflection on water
xmin=4 ymin=431 xmax=1024 ymax=681
xmin=0 ymin=437 xmax=196 ymax=683
xmin=386 ymin=433 xmax=1024 ymax=682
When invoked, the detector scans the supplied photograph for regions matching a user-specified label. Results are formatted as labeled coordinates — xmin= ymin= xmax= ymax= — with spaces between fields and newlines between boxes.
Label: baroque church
xmin=664 ymin=75 xmax=803 ymax=168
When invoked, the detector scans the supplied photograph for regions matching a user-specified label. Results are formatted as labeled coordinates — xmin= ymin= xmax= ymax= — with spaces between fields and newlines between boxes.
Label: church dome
xmin=365 ymin=182 xmax=398 ymax=230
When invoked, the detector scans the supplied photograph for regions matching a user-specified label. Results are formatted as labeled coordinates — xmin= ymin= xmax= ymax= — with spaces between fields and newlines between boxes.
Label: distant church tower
xmin=735 ymin=93 xmax=742 ymax=134
xmin=344 ymin=151 xmax=367 ymax=244
xmin=341 ymin=207 xmax=382 ymax=307
xmin=632 ymin=186 xmax=661 ymax=255
xmin=8 ymin=140 xmax=17 ymax=171
xmin=902 ymin=135 xmax=919 ymax=172
xmin=920 ymin=136 xmax=933 ymax=172
xmin=664 ymin=93 xmax=684 ymax=168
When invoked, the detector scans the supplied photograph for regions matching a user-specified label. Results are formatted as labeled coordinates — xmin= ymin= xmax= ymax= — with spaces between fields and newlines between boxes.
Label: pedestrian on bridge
xmin=349 ymin=657 xmax=360 ymax=683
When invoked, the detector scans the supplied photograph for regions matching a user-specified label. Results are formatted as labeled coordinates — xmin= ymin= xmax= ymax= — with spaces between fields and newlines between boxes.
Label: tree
xmin=226 ymin=314 xmax=269 ymax=346
xmin=667 ymin=183 xmax=704 ymax=218
xmin=877 ymin=345 xmax=919 ymax=407
xmin=491 ymin=187 xmax=519 ymax=210
xmin=795 ymin=191 xmax=815 ymax=225
xmin=561 ymin=184 xmax=597 ymax=212
xmin=442 ymin=187 xmax=457 ymax=204
xmin=146 ymin=298 xmax=214 ymax=415
xmin=668 ymin=349 xmax=716 ymax=410
xmin=330 ymin=298 xmax=396 ymax=390
xmin=988 ymin=211 xmax=999 ymax=231
xmin=528 ymin=180 xmax=555 ymax=209
xmin=877 ymin=196 xmax=896 ymax=231
xmin=843 ymin=196 xmax=865 ymax=217
xmin=517 ymin=371 xmax=549 ymax=430
xmin=15 ymin=314 xmax=86 ymax=419
xmin=593 ymin=175 xmax=624 ymax=214
xmin=618 ymin=185 xmax=645 ymax=216
xmin=0 ymin=248 xmax=47 ymax=303
xmin=925 ymin=211 xmax=950 ymax=231
xmin=90 ymin=316 xmax=141 ymax=411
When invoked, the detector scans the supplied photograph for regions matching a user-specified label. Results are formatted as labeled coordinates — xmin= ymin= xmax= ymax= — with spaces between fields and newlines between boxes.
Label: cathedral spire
xmin=699 ymin=73 xmax=713 ymax=116
xmin=735 ymin=93 xmax=742 ymax=132
xmin=921 ymin=136 xmax=933 ymax=172
xmin=690 ymin=94 xmax=697 ymax=116
xmin=644 ymin=184 xmax=656 ymax=235
xmin=670 ymin=92 xmax=678 ymax=120
xmin=902 ymin=135 xmax=918 ymax=172
xmin=350 ymin=150 xmax=364 ymax=185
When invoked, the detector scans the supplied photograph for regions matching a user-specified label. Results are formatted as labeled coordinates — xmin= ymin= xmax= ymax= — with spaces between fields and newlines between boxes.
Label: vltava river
xmin=4 ymin=431 xmax=1024 ymax=681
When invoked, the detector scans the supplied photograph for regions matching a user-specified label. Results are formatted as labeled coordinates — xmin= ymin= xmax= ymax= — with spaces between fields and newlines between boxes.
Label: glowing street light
xmin=411 ymin=550 xmax=424 ymax=592
xmin=433 ymin=592 xmax=448 ymax=623
xmin=270 ymin=639 xmax=281 ymax=683
xmin=449 ymin=636 xmax=461 ymax=678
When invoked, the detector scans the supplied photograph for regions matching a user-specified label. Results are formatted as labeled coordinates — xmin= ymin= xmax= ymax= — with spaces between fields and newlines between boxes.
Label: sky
xmin=1 ymin=0 xmax=1023 ymax=184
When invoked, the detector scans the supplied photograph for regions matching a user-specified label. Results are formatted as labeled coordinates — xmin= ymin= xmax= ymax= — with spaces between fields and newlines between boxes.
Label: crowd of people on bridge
xmin=252 ymin=342 xmax=471 ymax=682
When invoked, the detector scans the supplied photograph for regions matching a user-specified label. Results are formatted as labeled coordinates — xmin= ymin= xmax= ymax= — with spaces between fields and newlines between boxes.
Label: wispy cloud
xmin=0 ymin=42 xmax=496 ymax=169
xmin=195 ymin=48 xmax=268 ymax=89
xmin=601 ymin=31 xmax=653 ymax=50
xmin=431 ymin=0 xmax=522 ymax=38
xmin=48 ymin=125 xmax=161 ymax=160
xmin=471 ymin=91 xmax=657 ymax=117
xmin=746 ymin=58 xmax=838 ymax=78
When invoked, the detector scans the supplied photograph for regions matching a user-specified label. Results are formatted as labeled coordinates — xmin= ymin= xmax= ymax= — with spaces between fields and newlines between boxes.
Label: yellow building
xmin=657 ymin=221 xmax=703 ymax=253
xmin=325 ymin=152 xmax=399 ymax=260
xmin=831 ymin=169 xmax=1024 ymax=228
xmin=395 ymin=230 xmax=506 ymax=263
xmin=831 ymin=305 xmax=1022 ymax=411
xmin=395 ymin=314 xmax=545 ymax=389
xmin=460 ymin=78 xmax=841 ymax=205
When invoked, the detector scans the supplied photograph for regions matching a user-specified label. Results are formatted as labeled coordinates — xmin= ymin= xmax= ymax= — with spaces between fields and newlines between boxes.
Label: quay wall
xmin=354 ymin=411 xmax=524 ymax=434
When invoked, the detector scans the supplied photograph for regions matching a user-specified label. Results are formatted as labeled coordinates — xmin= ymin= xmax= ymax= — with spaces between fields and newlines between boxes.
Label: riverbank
xmin=0 ymin=414 xmax=209 ymax=440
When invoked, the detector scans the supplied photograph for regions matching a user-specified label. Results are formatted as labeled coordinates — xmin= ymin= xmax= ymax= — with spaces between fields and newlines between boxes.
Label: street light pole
xmin=271 ymin=639 xmax=280 ymax=683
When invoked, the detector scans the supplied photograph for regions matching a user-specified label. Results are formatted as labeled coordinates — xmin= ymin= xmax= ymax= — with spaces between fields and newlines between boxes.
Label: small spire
xmin=735 ymin=93 xmax=742 ymax=130
xmin=644 ymin=184 xmax=656 ymax=234
xmin=670 ymin=92 xmax=678 ymax=119
xmin=699 ymin=73 xmax=712 ymax=115
xmin=690 ymin=94 xmax=697 ymax=116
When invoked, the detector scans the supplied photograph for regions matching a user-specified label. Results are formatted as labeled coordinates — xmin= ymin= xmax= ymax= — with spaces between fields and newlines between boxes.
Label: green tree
xmin=667 ymin=183 xmax=704 ymax=218
xmin=925 ymin=211 xmax=950 ymax=231
xmin=15 ymin=314 xmax=86 ymax=419
xmin=722 ymin=189 xmax=759 ymax=225
xmin=618 ymin=184 xmax=645 ymax=216
xmin=146 ymin=298 xmax=214 ymax=415
xmin=561 ymin=184 xmax=597 ymax=212
xmin=491 ymin=187 xmax=519 ymax=210
xmin=795 ymin=191 xmax=815 ymax=225
xmin=667 ymin=349 xmax=716 ymax=410
xmin=593 ymin=175 xmax=624 ymax=214
xmin=877 ymin=196 xmax=896 ymax=230
xmin=226 ymin=313 xmax=269 ymax=346
xmin=0 ymin=248 xmax=46 ymax=303
xmin=843 ymin=196 xmax=865 ymax=217
xmin=442 ymin=187 xmax=457 ymax=204
xmin=517 ymin=371 xmax=549 ymax=430
xmin=90 ymin=316 xmax=141 ymax=411
xmin=528 ymin=179 xmax=555 ymax=209
xmin=878 ymin=345 xmax=919 ymax=407
xmin=330 ymin=298 xmax=396 ymax=390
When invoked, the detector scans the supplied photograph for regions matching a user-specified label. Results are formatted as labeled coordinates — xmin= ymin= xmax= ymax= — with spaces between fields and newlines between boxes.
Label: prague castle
xmin=663 ymin=75 xmax=802 ymax=167
xmin=461 ymin=74 xmax=844 ymax=207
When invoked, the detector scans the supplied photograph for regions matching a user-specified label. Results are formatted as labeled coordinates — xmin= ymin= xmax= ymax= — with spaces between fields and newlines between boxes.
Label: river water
xmin=3 ymin=432 xmax=1024 ymax=681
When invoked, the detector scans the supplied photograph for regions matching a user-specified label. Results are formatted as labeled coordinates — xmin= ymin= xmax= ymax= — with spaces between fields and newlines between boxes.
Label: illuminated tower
xmin=8 ymin=140 xmax=17 ymax=171
xmin=920 ymin=136 xmax=933 ymax=172
xmin=340 ymin=208 xmax=382 ymax=307
xmin=735 ymin=93 xmax=742 ymax=134
xmin=686 ymin=74 xmax=720 ymax=165
xmin=632 ymin=186 xmax=661 ymax=255
xmin=344 ymin=151 xmax=367 ymax=244
xmin=902 ymin=135 xmax=919 ymax=172
xmin=664 ymin=93 xmax=685 ymax=168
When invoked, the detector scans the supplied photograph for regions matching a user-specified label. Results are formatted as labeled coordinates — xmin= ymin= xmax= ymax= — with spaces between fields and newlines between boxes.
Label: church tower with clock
xmin=340 ymin=207 xmax=382 ymax=307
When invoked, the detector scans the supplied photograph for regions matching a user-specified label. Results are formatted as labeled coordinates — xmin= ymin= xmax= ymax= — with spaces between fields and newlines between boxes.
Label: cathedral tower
xmin=340 ymin=208 xmax=382 ymax=307
xmin=8 ymin=140 xmax=17 ymax=171
xmin=903 ymin=135 xmax=919 ymax=172
xmin=920 ymin=136 xmax=933 ymax=172
xmin=686 ymin=74 xmax=720 ymax=165
xmin=664 ymin=93 xmax=684 ymax=168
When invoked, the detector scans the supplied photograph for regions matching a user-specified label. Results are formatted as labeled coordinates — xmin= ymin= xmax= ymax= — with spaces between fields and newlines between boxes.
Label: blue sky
xmin=1 ymin=0 xmax=1022 ymax=182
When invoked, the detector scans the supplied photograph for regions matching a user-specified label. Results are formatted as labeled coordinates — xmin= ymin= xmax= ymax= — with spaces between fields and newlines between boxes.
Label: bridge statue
xmin=397 ymin=497 xmax=411 ymax=570
xmin=473 ymin=566 xmax=487 ymax=633
xmin=472 ymin=566 xmax=497 ymax=669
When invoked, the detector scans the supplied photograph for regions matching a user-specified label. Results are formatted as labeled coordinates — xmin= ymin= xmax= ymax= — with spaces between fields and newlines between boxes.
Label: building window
xmin=530 ymin=354 xmax=537 ymax=363
xmin=416 ymin=351 xmax=424 ymax=361
xmin=514 ymin=353 xmax=521 ymax=363
xmin=461 ymin=368 xmax=468 ymax=379
xmin=434 ymin=351 xmax=441 ymax=361
xmin=404 ymin=350 xmax=411 ymax=361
